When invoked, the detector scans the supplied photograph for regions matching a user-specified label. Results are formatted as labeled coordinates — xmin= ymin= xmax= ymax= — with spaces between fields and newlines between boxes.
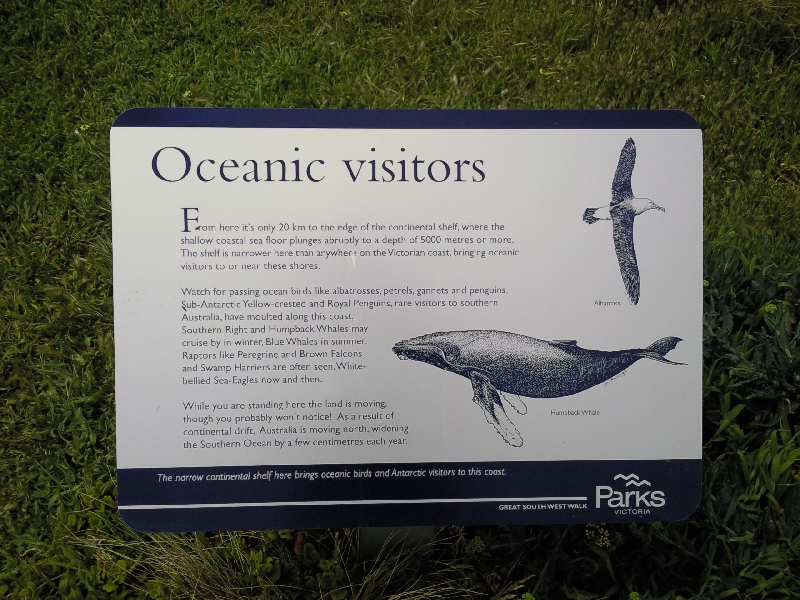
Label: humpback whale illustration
xmin=583 ymin=138 xmax=664 ymax=305
xmin=393 ymin=330 xmax=684 ymax=447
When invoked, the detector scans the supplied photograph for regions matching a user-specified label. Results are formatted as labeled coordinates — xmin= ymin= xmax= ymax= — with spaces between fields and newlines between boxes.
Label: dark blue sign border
xmin=118 ymin=459 xmax=700 ymax=532
xmin=114 ymin=108 xmax=701 ymax=531
xmin=113 ymin=108 xmax=699 ymax=130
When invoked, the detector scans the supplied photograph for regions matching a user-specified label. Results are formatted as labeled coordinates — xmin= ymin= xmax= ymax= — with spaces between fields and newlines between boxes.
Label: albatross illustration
xmin=583 ymin=138 xmax=664 ymax=305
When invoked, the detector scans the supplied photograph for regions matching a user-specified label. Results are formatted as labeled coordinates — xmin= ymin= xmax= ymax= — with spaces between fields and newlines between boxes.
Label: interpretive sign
xmin=112 ymin=109 xmax=702 ymax=531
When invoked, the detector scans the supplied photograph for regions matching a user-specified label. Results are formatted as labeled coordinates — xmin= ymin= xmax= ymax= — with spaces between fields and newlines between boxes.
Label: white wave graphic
xmin=613 ymin=473 xmax=651 ymax=487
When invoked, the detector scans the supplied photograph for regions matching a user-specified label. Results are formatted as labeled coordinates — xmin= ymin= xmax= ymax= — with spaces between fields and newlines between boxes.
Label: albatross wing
xmin=611 ymin=138 xmax=636 ymax=206
xmin=611 ymin=209 xmax=640 ymax=304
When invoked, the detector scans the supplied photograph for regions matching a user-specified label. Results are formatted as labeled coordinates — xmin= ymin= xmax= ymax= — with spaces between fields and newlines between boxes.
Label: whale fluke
xmin=645 ymin=336 xmax=683 ymax=355
xmin=639 ymin=352 xmax=686 ymax=365
xmin=638 ymin=336 xmax=686 ymax=365
xmin=469 ymin=371 xmax=523 ymax=447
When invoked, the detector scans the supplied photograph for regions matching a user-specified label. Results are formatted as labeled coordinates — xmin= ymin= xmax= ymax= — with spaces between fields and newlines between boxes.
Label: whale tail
xmin=638 ymin=337 xmax=686 ymax=365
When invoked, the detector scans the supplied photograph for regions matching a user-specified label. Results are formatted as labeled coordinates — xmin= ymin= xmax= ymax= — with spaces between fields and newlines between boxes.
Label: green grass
xmin=1 ymin=0 xmax=799 ymax=598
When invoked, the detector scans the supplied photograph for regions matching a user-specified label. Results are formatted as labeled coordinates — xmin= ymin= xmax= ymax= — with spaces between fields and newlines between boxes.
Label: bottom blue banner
xmin=118 ymin=459 xmax=700 ymax=531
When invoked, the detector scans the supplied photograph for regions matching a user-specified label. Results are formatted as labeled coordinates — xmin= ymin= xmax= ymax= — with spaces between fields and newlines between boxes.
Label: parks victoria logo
xmin=596 ymin=474 xmax=666 ymax=515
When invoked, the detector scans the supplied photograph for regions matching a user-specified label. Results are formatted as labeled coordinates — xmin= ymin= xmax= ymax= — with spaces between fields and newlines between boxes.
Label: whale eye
xmin=437 ymin=342 xmax=461 ymax=365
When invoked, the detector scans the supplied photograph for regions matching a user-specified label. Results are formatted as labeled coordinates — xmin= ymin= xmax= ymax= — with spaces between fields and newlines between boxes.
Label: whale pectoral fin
xmin=500 ymin=392 xmax=528 ymax=415
xmin=469 ymin=371 xmax=523 ymax=447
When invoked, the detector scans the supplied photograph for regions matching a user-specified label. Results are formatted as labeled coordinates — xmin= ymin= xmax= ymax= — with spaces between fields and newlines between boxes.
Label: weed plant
xmin=1 ymin=0 xmax=799 ymax=598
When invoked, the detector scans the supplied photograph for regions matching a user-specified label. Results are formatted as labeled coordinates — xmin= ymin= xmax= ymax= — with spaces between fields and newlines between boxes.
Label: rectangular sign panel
xmin=111 ymin=109 xmax=702 ymax=531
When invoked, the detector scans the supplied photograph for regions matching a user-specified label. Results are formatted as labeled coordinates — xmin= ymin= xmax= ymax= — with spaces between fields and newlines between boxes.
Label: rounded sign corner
xmin=112 ymin=107 xmax=153 ymax=128
xmin=668 ymin=109 xmax=701 ymax=130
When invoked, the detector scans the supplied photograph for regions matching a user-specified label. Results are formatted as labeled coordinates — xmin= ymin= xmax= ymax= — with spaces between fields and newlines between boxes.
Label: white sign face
xmin=112 ymin=109 xmax=702 ymax=531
